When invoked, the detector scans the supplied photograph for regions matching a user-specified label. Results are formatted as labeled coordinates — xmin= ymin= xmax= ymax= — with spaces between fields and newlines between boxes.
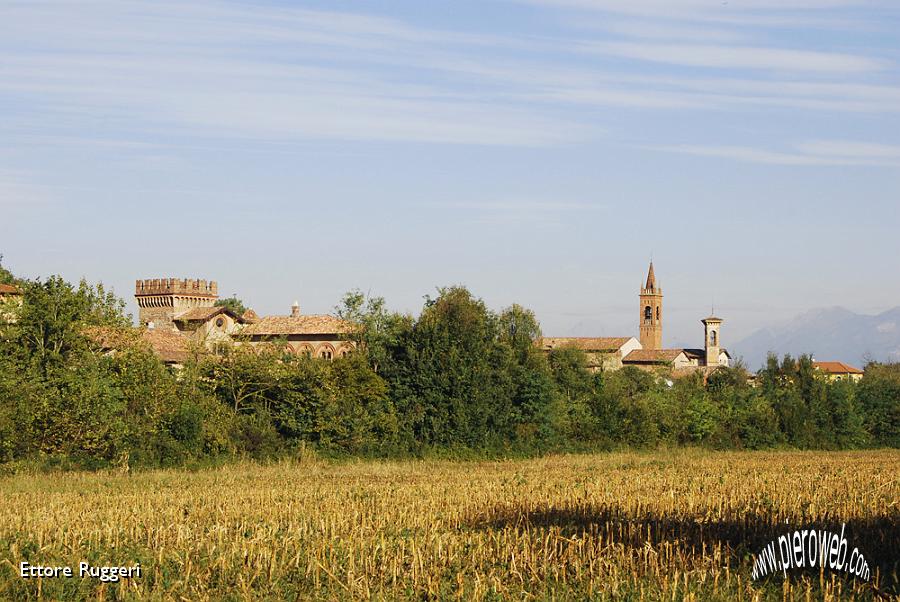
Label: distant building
xmin=813 ymin=361 xmax=864 ymax=382
xmin=539 ymin=262 xmax=730 ymax=376
xmin=134 ymin=278 xmax=352 ymax=363
xmin=538 ymin=337 xmax=641 ymax=372
xmin=0 ymin=283 xmax=21 ymax=300
xmin=238 ymin=301 xmax=354 ymax=359
xmin=0 ymin=283 xmax=22 ymax=322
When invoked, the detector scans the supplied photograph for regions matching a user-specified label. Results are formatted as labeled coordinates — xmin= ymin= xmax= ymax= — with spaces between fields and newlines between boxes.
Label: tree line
xmin=0 ymin=263 xmax=897 ymax=470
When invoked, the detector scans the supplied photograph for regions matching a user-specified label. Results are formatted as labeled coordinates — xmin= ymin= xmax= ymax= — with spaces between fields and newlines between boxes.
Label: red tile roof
xmin=0 ymin=284 xmax=21 ymax=294
xmin=85 ymin=325 xmax=191 ymax=364
xmin=623 ymin=349 xmax=685 ymax=364
xmin=239 ymin=314 xmax=350 ymax=336
xmin=539 ymin=337 xmax=633 ymax=352
xmin=142 ymin=329 xmax=191 ymax=363
xmin=174 ymin=306 xmax=243 ymax=323
xmin=814 ymin=361 xmax=863 ymax=375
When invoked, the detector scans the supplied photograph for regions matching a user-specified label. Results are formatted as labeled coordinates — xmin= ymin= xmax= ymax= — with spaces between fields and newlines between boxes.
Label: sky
xmin=2 ymin=0 xmax=899 ymax=350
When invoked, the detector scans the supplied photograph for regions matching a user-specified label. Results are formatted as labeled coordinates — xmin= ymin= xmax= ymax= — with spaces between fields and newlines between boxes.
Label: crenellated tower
xmin=639 ymin=262 xmax=663 ymax=350
xmin=135 ymin=278 xmax=218 ymax=330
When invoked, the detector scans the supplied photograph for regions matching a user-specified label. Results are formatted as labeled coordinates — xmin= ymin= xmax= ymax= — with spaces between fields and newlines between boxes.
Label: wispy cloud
xmin=584 ymin=41 xmax=887 ymax=72
xmin=646 ymin=141 xmax=900 ymax=166
xmin=519 ymin=0 xmax=879 ymax=20
xmin=0 ymin=1 xmax=586 ymax=147
xmin=0 ymin=0 xmax=897 ymax=153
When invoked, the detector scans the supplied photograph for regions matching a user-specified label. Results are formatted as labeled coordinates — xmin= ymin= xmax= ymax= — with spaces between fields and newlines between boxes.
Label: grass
xmin=0 ymin=449 xmax=897 ymax=600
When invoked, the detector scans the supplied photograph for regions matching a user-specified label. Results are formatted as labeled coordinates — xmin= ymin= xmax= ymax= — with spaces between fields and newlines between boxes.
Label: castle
xmin=539 ymin=262 xmax=730 ymax=375
xmin=134 ymin=278 xmax=353 ymax=364
xmin=132 ymin=263 xmax=728 ymax=374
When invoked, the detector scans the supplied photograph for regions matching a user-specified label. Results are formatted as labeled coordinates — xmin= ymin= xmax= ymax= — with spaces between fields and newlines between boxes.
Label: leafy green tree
xmin=856 ymin=363 xmax=900 ymax=447
xmin=318 ymin=354 xmax=397 ymax=452
xmin=9 ymin=276 xmax=128 ymax=376
xmin=215 ymin=296 xmax=248 ymax=316
xmin=335 ymin=289 xmax=413 ymax=374
xmin=0 ymin=254 xmax=16 ymax=285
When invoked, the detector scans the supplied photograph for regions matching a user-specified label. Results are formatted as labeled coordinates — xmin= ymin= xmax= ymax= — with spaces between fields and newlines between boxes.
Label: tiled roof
xmin=84 ymin=326 xmax=191 ymax=364
xmin=174 ymin=306 xmax=243 ymax=323
xmin=623 ymin=348 xmax=685 ymax=364
xmin=241 ymin=308 xmax=260 ymax=323
xmin=814 ymin=361 xmax=863 ymax=375
xmin=682 ymin=348 xmax=731 ymax=360
xmin=239 ymin=314 xmax=350 ymax=336
xmin=0 ymin=284 xmax=21 ymax=294
xmin=539 ymin=337 xmax=632 ymax=352
xmin=142 ymin=329 xmax=190 ymax=363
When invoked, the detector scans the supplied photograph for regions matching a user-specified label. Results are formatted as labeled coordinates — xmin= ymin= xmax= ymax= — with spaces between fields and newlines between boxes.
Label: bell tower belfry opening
xmin=639 ymin=262 xmax=663 ymax=350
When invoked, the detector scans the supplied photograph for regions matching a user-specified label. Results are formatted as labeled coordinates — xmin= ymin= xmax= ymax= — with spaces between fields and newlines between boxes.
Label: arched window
xmin=644 ymin=306 xmax=652 ymax=322
xmin=316 ymin=343 xmax=336 ymax=360
xmin=710 ymin=331 xmax=717 ymax=346
xmin=656 ymin=306 xmax=660 ymax=320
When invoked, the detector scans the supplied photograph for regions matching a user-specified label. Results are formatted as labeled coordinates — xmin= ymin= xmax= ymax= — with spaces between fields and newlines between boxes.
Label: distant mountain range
xmin=731 ymin=306 xmax=900 ymax=371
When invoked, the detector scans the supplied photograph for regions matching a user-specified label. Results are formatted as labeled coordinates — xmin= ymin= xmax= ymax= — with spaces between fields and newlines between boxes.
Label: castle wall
xmin=135 ymin=278 xmax=218 ymax=329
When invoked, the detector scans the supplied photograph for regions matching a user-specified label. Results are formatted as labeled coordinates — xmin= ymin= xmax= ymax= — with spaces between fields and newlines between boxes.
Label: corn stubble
xmin=1 ymin=450 xmax=897 ymax=600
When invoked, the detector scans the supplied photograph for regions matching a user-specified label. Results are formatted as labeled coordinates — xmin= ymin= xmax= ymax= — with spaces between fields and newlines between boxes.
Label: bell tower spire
xmin=639 ymin=261 xmax=663 ymax=349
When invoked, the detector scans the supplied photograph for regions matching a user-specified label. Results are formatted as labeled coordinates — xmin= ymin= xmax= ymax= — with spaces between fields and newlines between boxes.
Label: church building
xmin=539 ymin=262 xmax=730 ymax=375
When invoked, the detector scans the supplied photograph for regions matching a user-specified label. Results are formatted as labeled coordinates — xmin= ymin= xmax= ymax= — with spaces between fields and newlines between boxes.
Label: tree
xmin=0 ymin=254 xmax=16 ymax=285
xmin=335 ymin=289 xmax=413 ymax=374
xmin=201 ymin=344 xmax=281 ymax=413
xmin=856 ymin=362 xmax=900 ymax=447
xmin=215 ymin=296 xmax=248 ymax=316
xmin=9 ymin=276 xmax=128 ymax=376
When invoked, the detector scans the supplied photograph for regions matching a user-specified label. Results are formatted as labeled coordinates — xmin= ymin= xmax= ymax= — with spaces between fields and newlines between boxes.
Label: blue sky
xmin=2 ymin=0 xmax=899 ymax=348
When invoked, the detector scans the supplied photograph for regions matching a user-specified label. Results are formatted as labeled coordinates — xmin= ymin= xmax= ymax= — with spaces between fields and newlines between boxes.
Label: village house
xmin=813 ymin=361 xmax=864 ymax=382
xmin=0 ymin=283 xmax=23 ymax=323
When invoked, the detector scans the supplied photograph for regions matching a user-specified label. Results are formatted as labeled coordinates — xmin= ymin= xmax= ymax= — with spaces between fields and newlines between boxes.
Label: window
xmin=710 ymin=331 xmax=717 ymax=346
xmin=644 ymin=306 xmax=652 ymax=322
xmin=215 ymin=317 xmax=225 ymax=328
xmin=656 ymin=306 xmax=660 ymax=320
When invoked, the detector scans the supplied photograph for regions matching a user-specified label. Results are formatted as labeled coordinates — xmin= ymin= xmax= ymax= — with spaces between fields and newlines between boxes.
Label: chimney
xmin=291 ymin=301 xmax=300 ymax=318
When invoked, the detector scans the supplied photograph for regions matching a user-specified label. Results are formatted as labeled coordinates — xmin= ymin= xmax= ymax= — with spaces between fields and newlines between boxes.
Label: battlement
xmin=640 ymin=286 xmax=662 ymax=296
xmin=135 ymin=278 xmax=218 ymax=297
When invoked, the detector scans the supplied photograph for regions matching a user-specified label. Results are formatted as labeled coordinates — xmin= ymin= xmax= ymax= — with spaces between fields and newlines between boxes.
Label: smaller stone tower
xmin=135 ymin=278 xmax=218 ymax=330
xmin=701 ymin=315 xmax=723 ymax=367
xmin=639 ymin=262 xmax=663 ymax=350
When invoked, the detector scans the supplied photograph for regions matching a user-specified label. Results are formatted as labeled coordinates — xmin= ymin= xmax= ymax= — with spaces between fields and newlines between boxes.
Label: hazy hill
xmin=731 ymin=306 xmax=900 ymax=370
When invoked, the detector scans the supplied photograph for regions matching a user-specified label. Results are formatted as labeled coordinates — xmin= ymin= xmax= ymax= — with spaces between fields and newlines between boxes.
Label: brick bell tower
xmin=639 ymin=262 xmax=663 ymax=350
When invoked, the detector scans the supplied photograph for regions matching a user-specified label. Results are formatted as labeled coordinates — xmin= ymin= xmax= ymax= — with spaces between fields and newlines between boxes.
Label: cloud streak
xmin=0 ymin=0 xmax=897 ymax=152
xmin=585 ymin=41 xmax=887 ymax=72
xmin=646 ymin=141 xmax=900 ymax=166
